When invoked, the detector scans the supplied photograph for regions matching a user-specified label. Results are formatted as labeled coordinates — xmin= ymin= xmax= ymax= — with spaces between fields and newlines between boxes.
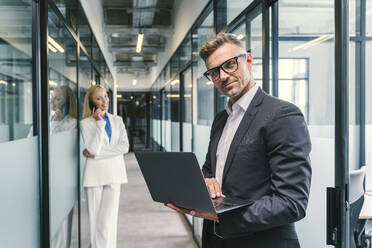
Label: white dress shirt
xmin=215 ymin=84 xmax=259 ymax=186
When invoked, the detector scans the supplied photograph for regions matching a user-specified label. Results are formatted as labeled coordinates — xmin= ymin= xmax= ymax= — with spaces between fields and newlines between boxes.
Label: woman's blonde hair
xmin=82 ymin=85 xmax=105 ymax=119
xmin=56 ymin=85 xmax=77 ymax=119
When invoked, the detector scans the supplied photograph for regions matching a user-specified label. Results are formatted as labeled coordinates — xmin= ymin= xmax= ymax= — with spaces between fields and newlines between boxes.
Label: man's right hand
xmin=205 ymin=178 xmax=225 ymax=198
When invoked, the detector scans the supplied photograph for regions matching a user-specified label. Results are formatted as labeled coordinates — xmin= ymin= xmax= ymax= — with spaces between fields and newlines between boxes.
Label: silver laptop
xmin=134 ymin=152 xmax=253 ymax=214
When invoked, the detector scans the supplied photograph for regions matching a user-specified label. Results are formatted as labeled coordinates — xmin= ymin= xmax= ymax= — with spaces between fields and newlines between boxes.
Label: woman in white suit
xmin=80 ymin=85 xmax=129 ymax=248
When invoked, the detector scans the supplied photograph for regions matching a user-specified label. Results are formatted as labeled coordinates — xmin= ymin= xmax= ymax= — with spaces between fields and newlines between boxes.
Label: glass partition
xmin=227 ymin=0 xmax=254 ymax=24
xmin=0 ymin=0 xmax=33 ymax=143
xmin=182 ymin=67 xmax=193 ymax=152
xmin=0 ymin=1 xmax=40 ymax=247
xmin=48 ymin=5 xmax=79 ymax=247
xmin=250 ymin=12 xmax=263 ymax=88
xmin=279 ymin=1 xmax=335 ymax=247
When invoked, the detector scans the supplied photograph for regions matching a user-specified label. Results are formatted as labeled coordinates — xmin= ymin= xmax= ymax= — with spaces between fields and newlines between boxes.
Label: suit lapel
xmin=221 ymin=88 xmax=265 ymax=185
xmin=210 ymin=111 xmax=228 ymax=176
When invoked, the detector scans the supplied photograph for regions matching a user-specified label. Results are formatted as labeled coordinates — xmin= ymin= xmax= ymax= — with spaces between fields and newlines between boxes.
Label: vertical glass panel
xmin=52 ymin=0 xmax=78 ymax=31
xmin=367 ymin=0 xmax=372 ymax=36
xmin=163 ymin=85 xmax=171 ymax=151
xmin=227 ymin=0 xmax=254 ymax=24
xmin=349 ymin=41 xmax=359 ymax=172
xmin=170 ymin=78 xmax=180 ymax=152
xmin=0 ymin=138 xmax=40 ymax=247
xmin=182 ymin=67 xmax=193 ymax=152
xmin=191 ymin=6 xmax=214 ymax=246
xmin=150 ymin=92 xmax=162 ymax=151
xmin=279 ymin=1 xmax=334 ymax=247
xmin=78 ymin=49 xmax=91 ymax=247
xmin=78 ymin=6 xmax=91 ymax=56
xmin=250 ymin=13 xmax=263 ymax=88
xmin=0 ymin=1 xmax=40 ymax=247
xmin=278 ymin=59 xmax=309 ymax=121
xmin=180 ymin=34 xmax=192 ymax=69
xmin=171 ymin=51 xmax=180 ymax=78
xmin=48 ymin=5 xmax=79 ymax=247
xmin=366 ymin=42 xmax=372 ymax=191
xmin=0 ymin=0 xmax=33 ymax=142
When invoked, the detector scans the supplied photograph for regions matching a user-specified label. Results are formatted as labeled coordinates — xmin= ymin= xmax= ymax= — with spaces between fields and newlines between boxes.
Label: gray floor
xmin=117 ymin=153 xmax=198 ymax=248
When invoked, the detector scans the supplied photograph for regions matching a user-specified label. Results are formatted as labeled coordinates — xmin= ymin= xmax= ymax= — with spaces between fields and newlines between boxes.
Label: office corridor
xmin=117 ymin=153 xmax=197 ymax=248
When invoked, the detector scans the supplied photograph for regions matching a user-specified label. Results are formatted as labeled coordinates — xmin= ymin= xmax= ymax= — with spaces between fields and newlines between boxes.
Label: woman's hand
xmin=83 ymin=149 xmax=94 ymax=158
xmin=92 ymin=107 xmax=105 ymax=121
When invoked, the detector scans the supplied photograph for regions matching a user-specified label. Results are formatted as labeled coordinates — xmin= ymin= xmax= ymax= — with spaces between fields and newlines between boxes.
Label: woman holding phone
xmin=80 ymin=85 xmax=129 ymax=248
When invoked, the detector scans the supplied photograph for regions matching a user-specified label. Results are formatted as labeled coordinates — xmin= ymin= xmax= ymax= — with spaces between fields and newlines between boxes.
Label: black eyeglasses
xmin=203 ymin=54 xmax=246 ymax=81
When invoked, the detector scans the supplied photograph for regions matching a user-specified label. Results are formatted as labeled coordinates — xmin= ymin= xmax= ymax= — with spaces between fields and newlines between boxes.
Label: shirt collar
xmin=225 ymin=84 xmax=259 ymax=115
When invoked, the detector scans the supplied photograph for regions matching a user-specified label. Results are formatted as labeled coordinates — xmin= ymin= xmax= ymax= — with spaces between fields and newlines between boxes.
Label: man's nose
xmin=219 ymin=68 xmax=229 ymax=81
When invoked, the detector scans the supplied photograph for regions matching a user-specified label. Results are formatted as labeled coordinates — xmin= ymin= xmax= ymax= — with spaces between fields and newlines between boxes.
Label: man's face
xmin=205 ymin=43 xmax=253 ymax=102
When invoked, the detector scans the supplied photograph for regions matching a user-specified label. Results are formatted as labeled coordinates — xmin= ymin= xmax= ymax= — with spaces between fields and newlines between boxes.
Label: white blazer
xmin=80 ymin=113 xmax=129 ymax=187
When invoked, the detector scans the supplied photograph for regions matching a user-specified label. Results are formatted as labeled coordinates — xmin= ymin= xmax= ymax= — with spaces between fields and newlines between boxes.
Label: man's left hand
xmin=166 ymin=203 xmax=218 ymax=221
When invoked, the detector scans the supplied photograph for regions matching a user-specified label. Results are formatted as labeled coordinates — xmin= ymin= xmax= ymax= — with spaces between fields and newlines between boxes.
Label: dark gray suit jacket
xmin=202 ymin=88 xmax=312 ymax=243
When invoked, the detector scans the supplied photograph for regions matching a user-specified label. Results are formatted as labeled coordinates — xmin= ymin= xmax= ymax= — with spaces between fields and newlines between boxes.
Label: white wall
xmin=150 ymin=0 xmax=209 ymax=83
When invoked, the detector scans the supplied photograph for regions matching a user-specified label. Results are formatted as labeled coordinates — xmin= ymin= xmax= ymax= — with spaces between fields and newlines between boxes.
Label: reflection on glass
xmin=50 ymin=86 xmax=77 ymax=133
xmin=48 ymin=5 xmax=79 ymax=248
xmin=170 ymin=78 xmax=180 ymax=152
xmin=191 ymin=7 xmax=214 ymax=242
xmin=368 ymin=0 xmax=372 ymax=36
xmin=0 ymin=0 xmax=33 ymax=143
xmin=227 ymin=0 xmax=254 ymax=24
xmin=278 ymin=59 xmax=309 ymax=121
xmin=182 ymin=67 xmax=193 ymax=154
xmin=366 ymin=43 xmax=372 ymax=191
xmin=250 ymin=14 xmax=263 ymax=89
xmin=52 ymin=0 xmax=78 ymax=30
xmin=180 ymin=34 xmax=192 ymax=69
xmin=279 ymin=1 xmax=334 ymax=247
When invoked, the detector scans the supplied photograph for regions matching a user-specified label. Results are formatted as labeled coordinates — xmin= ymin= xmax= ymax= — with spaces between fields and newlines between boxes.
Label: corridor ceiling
xmin=103 ymin=0 xmax=175 ymax=77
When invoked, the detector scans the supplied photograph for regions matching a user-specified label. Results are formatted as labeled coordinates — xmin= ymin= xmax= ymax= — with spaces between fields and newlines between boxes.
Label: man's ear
xmin=246 ymin=53 xmax=253 ymax=70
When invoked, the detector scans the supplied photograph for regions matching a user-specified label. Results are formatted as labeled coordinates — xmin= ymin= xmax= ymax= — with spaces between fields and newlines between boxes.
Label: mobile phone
xmin=89 ymin=101 xmax=98 ymax=111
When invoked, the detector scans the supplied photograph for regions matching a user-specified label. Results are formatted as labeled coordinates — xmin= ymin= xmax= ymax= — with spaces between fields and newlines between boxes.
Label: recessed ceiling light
xmin=112 ymin=33 xmax=120 ymax=38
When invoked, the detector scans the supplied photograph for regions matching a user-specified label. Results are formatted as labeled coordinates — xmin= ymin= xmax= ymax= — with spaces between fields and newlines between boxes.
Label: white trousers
xmin=86 ymin=184 xmax=121 ymax=248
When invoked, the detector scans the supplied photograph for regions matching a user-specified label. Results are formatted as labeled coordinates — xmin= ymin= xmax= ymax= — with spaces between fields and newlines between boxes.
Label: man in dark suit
xmin=167 ymin=33 xmax=311 ymax=248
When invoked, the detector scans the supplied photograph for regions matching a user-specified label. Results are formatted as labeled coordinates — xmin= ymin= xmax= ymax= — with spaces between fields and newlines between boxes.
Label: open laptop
xmin=134 ymin=152 xmax=253 ymax=214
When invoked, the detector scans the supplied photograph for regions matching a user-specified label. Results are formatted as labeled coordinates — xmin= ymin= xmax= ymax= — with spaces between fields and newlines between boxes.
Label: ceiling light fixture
xmin=136 ymin=33 xmax=144 ymax=53
xmin=48 ymin=44 xmax=58 ymax=53
xmin=48 ymin=80 xmax=58 ymax=87
xmin=132 ymin=79 xmax=137 ymax=86
xmin=288 ymin=35 xmax=333 ymax=53
xmin=48 ymin=36 xmax=65 ymax=53
xmin=0 ymin=80 xmax=8 ymax=85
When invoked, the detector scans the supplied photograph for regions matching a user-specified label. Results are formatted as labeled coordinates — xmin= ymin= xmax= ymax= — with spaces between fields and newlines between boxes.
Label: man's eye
xmin=224 ymin=60 xmax=235 ymax=68
xmin=210 ymin=69 xmax=219 ymax=77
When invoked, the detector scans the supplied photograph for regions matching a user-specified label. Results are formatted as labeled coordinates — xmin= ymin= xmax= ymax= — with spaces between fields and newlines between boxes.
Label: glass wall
xmin=249 ymin=12 xmax=263 ymax=88
xmin=0 ymin=1 xmax=40 ymax=247
xmin=48 ymin=5 xmax=79 ymax=247
xmin=278 ymin=1 xmax=335 ymax=247
xmin=366 ymin=0 xmax=372 ymax=191
xmin=0 ymin=0 xmax=114 ymax=247
xmin=170 ymin=78 xmax=180 ymax=152
xmin=182 ymin=67 xmax=193 ymax=152
xmin=227 ymin=0 xmax=254 ymax=24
